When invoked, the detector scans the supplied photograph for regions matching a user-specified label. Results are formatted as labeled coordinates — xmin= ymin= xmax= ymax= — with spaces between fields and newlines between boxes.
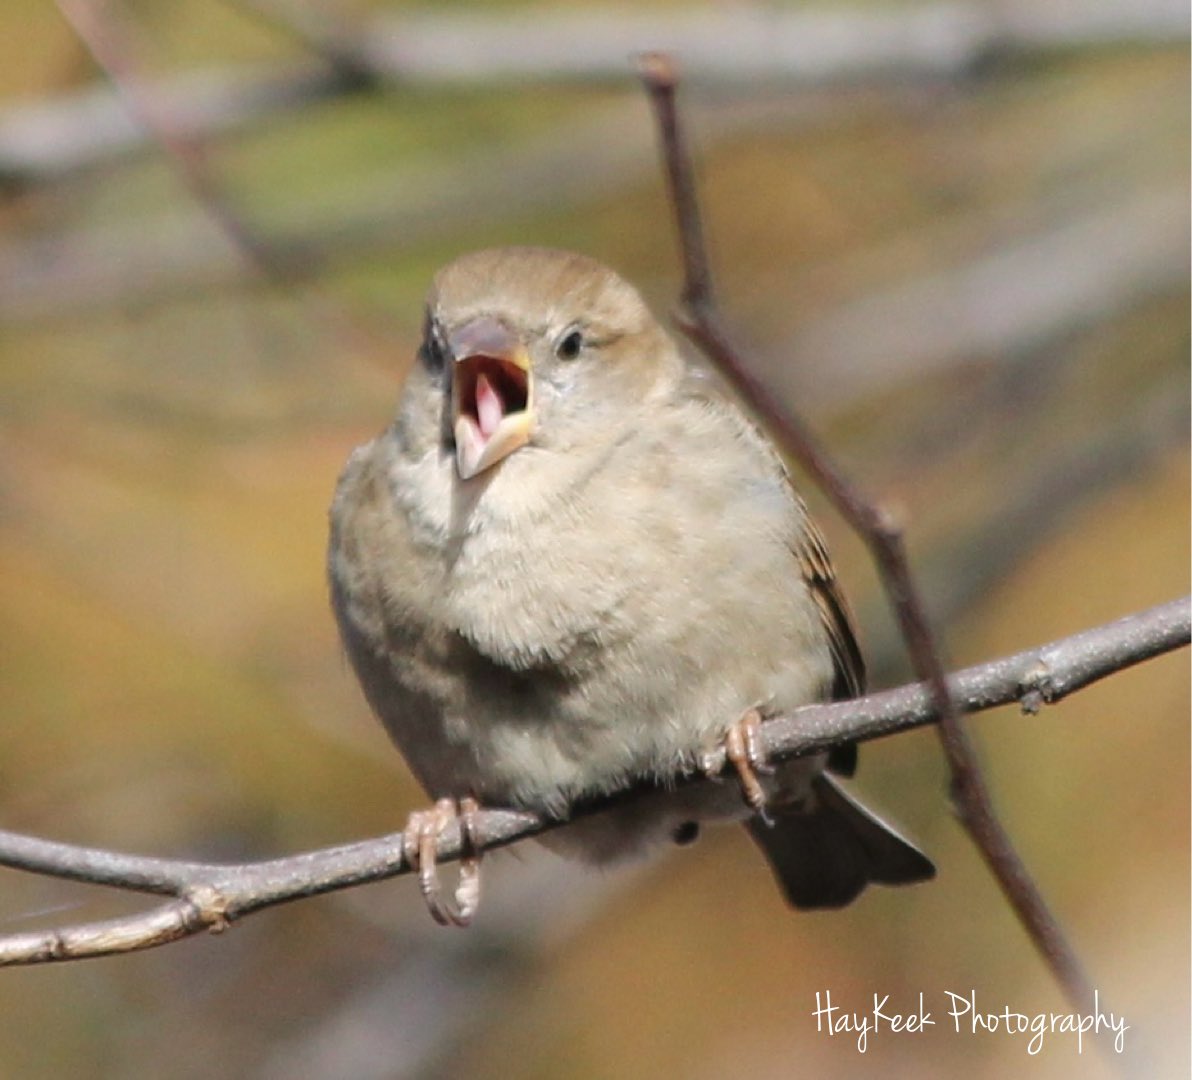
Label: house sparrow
xmin=328 ymin=247 xmax=933 ymax=924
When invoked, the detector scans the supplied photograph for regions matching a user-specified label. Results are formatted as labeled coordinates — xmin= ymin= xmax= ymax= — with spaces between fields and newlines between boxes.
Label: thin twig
xmin=1 ymin=596 xmax=1187 ymax=965
xmin=638 ymin=51 xmax=1099 ymax=1014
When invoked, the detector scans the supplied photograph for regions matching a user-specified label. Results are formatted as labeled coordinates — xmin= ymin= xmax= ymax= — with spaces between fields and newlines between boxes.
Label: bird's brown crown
xmin=428 ymin=247 xmax=654 ymax=346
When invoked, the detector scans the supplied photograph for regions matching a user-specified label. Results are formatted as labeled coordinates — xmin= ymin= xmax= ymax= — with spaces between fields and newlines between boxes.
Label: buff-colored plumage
xmin=329 ymin=247 xmax=932 ymax=907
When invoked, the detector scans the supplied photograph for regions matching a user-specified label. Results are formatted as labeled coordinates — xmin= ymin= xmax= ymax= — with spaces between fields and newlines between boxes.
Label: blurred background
xmin=0 ymin=1 xmax=1187 ymax=1077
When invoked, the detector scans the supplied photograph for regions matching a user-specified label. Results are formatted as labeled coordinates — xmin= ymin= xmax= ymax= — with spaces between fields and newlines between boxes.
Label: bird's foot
xmin=401 ymin=796 xmax=482 ymax=927
xmin=717 ymin=707 xmax=774 ymax=826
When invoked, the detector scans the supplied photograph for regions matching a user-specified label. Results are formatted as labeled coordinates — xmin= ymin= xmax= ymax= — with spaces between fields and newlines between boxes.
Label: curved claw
xmin=724 ymin=707 xmax=774 ymax=826
xmin=402 ymin=797 xmax=483 ymax=927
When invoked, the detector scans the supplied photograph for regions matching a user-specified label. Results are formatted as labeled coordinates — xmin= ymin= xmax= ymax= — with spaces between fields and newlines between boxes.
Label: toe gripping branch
xmin=402 ymin=797 xmax=483 ymax=927
xmin=406 ymin=710 xmax=775 ymax=926
xmin=715 ymin=707 xmax=776 ymax=827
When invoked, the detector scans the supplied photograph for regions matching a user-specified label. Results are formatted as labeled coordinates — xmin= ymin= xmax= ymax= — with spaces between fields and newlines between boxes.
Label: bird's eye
xmin=555 ymin=328 xmax=584 ymax=361
xmin=421 ymin=315 xmax=447 ymax=373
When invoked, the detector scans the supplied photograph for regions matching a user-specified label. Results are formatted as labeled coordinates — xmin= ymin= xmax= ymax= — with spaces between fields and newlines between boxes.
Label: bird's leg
xmin=721 ymin=707 xmax=775 ymax=826
xmin=401 ymin=796 xmax=483 ymax=927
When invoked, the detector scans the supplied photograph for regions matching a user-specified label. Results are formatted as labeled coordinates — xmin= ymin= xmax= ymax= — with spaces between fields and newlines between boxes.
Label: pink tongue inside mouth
xmin=475 ymin=372 xmax=504 ymax=439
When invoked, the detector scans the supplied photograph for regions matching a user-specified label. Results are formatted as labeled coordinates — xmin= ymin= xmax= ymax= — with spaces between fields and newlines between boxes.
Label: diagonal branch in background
xmin=638 ymin=52 xmax=1098 ymax=1015
xmin=54 ymin=0 xmax=302 ymax=279
xmin=1 ymin=597 xmax=1187 ymax=967
xmin=54 ymin=0 xmax=403 ymax=365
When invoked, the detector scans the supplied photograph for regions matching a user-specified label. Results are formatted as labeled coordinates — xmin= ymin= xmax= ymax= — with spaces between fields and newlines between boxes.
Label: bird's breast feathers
xmin=331 ymin=392 xmax=835 ymax=806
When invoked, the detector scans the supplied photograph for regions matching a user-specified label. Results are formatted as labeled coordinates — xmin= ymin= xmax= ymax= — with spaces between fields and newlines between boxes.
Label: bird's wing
xmin=680 ymin=367 xmax=866 ymax=702
xmin=681 ymin=367 xmax=867 ymax=772
xmin=789 ymin=507 xmax=866 ymax=701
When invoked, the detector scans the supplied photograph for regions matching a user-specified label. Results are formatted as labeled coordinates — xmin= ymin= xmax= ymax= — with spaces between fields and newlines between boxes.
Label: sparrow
xmin=328 ymin=246 xmax=934 ymax=924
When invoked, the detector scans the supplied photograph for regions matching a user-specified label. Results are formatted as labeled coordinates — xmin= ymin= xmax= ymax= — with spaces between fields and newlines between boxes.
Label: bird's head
xmin=398 ymin=247 xmax=681 ymax=482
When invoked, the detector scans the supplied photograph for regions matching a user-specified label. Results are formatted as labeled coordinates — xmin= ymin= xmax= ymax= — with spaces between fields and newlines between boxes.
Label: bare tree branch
xmin=1 ymin=597 xmax=1187 ymax=966
xmin=638 ymin=51 xmax=1108 ymax=1016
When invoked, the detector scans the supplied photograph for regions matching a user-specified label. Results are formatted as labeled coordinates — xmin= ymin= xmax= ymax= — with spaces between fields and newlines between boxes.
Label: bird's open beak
xmin=449 ymin=317 xmax=536 ymax=480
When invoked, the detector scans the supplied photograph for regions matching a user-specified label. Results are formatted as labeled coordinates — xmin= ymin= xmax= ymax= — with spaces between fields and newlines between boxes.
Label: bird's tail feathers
xmin=745 ymin=773 xmax=935 ymax=910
